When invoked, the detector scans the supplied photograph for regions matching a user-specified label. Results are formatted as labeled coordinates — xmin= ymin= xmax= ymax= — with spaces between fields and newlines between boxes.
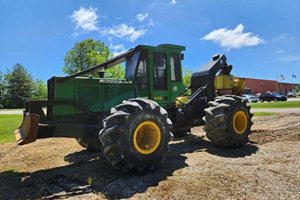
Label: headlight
xmin=178 ymin=108 xmax=182 ymax=112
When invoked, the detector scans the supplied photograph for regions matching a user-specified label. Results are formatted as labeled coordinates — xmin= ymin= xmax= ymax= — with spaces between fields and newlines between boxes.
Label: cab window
xmin=170 ymin=53 xmax=180 ymax=82
xmin=135 ymin=51 xmax=148 ymax=90
xmin=153 ymin=52 xmax=167 ymax=90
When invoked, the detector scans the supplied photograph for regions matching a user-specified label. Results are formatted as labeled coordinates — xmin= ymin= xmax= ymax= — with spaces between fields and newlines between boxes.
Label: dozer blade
xmin=15 ymin=112 xmax=40 ymax=145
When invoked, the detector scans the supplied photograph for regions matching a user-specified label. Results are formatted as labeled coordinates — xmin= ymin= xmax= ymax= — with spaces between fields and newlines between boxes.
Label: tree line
xmin=0 ymin=39 xmax=113 ymax=108
xmin=0 ymin=64 xmax=47 ymax=108
xmin=0 ymin=39 xmax=192 ymax=108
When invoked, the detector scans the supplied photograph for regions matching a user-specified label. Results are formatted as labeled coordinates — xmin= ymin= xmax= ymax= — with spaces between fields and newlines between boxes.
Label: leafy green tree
xmin=182 ymin=67 xmax=193 ymax=87
xmin=182 ymin=67 xmax=193 ymax=95
xmin=104 ymin=65 xmax=125 ymax=79
xmin=63 ymin=39 xmax=125 ymax=78
xmin=296 ymin=84 xmax=300 ymax=92
xmin=63 ymin=38 xmax=112 ymax=75
xmin=0 ymin=70 xmax=5 ymax=98
xmin=32 ymin=78 xmax=47 ymax=100
xmin=5 ymin=63 xmax=35 ymax=108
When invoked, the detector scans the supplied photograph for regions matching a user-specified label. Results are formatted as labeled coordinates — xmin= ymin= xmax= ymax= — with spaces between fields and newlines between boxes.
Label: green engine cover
xmin=50 ymin=77 xmax=135 ymax=121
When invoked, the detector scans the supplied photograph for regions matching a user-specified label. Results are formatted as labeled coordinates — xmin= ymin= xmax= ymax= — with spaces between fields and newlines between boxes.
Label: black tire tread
xmin=99 ymin=98 xmax=173 ymax=172
xmin=203 ymin=95 xmax=253 ymax=147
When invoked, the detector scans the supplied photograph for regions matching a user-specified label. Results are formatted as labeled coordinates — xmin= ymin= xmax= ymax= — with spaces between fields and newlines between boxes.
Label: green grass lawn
xmin=253 ymin=112 xmax=278 ymax=117
xmin=0 ymin=114 xmax=23 ymax=144
xmin=250 ymin=100 xmax=300 ymax=109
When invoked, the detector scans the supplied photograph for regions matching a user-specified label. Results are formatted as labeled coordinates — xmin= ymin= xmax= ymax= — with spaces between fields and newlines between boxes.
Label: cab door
xmin=169 ymin=52 xmax=185 ymax=101
xmin=149 ymin=51 xmax=185 ymax=107
xmin=150 ymin=51 xmax=170 ymax=106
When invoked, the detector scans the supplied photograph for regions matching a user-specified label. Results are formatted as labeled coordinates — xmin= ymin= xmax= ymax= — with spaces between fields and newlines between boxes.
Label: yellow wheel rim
xmin=233 ymin=111 xmax=248 ymax=134
xmin=133 ymin=121 xmax=161 ymax=154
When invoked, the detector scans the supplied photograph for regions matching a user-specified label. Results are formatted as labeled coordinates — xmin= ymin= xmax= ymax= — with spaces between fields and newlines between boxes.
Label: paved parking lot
xmin=287 ymin=97 xmax=300 ymax=101
xmin=0 ymin=110 xmax=24 ymax=114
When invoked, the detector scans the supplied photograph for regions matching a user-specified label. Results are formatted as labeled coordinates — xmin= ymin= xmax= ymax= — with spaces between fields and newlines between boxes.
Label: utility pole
xmin=292 ymin=75 xmax=294 ymax=91
xmin=280 ymin=74 xmax=285 ymax=95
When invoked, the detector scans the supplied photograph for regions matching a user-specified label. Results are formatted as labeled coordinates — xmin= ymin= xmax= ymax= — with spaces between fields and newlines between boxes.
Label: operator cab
xmin=124 ymin=44 xmax=186 ymax=106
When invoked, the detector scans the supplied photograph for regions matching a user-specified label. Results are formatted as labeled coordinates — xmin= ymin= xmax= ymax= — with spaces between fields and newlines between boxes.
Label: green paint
xmin=50 ymin=44 xmax=186 ymax=119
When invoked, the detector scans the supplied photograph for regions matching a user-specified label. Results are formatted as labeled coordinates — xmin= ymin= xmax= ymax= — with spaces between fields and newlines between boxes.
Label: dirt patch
xmin=0 ymin=113 xmax=300 ymax=199
xmin=250 ymin=113 xmax=300 ymax=144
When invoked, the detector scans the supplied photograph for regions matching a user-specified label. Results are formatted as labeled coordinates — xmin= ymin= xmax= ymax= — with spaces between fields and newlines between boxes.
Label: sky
xmin=0 ymin=0 xmax=300 ymax=84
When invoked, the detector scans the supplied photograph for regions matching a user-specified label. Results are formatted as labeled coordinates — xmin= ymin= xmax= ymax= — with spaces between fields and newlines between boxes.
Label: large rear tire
xmin=99 ymin=98 xmax=173 ymax=172
xmin=203 ymin=95 xmax=253 ymax=147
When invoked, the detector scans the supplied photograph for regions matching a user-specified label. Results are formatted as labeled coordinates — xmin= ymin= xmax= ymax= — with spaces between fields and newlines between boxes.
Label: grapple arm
xmin=191 ymin=54 xmax=227 ymax=102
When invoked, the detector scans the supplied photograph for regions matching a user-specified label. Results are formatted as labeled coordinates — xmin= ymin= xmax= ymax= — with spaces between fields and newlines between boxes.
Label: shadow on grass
xmin=0 ymin=134 xmax=258 ymax=199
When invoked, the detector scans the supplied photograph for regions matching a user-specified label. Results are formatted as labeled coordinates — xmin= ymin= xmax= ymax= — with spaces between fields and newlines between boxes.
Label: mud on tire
xmin=99 ymin=98 xmax=173 ymax=172
xmin=202 ymin=95 xmax=253 ymax=147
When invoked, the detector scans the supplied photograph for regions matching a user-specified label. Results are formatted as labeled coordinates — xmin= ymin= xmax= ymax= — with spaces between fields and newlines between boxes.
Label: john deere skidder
xmin=15 ymin=44 xmax=253 ymax=172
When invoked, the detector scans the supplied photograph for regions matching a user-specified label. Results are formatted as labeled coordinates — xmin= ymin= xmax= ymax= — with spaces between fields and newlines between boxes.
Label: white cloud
xmin=70 ymin=7 xmax=149 ymax=41
xmin=110 ymin=44 xmax=126 ymax=56
xmin=70 ymin=7 xmax=99 ymax=35
xmin=170 ymin=0 xmax=177 ymax=5
xmin=136 ymin=13 xmax=148 ymax=22
xmin=100 ymin=24 xmax=147 ymax=42
xmin=116 ymin=15 xmax=123 ymax=20
xmin=150 ymin=3 xmax=156 ymax=7
xmin=111 ymin=44 xmax=125 ymax=51
xmin=148 ymin=18 xmax=154 ymax=27
xmin=272 ymin=34 xmax=288 ymax=42
xmin=280 ymin=55 xmax=300 ymax=61
xmin=202 ymin=24 xmax=264 ymax=50
xmin=276 ymin=50 xmax=285 ymax=54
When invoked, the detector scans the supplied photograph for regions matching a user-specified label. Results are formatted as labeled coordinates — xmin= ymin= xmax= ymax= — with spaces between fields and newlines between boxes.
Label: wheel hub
xmin=233 ymin=111 xmax=247 ymax=134
xmin=133 ymin=121 xmax=161 ymax=154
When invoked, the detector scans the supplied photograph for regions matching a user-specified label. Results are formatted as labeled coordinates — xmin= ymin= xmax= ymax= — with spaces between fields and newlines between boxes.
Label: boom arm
xmin=190 ymin=54 xmax=245 ymax=102
xmin=191 ymin=54 xmax=227 ymax=101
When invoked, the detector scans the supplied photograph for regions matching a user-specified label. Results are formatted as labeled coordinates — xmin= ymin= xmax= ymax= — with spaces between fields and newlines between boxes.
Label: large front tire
xmin=203 ymin=95 xmax=253 ymax=147
xmin=99 ymin=98 xmax=173 ymax=172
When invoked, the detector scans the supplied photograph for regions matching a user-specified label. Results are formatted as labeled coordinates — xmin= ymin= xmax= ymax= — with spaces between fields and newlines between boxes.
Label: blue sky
xmin=0 ymin=0 xmax=299 ymax=84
